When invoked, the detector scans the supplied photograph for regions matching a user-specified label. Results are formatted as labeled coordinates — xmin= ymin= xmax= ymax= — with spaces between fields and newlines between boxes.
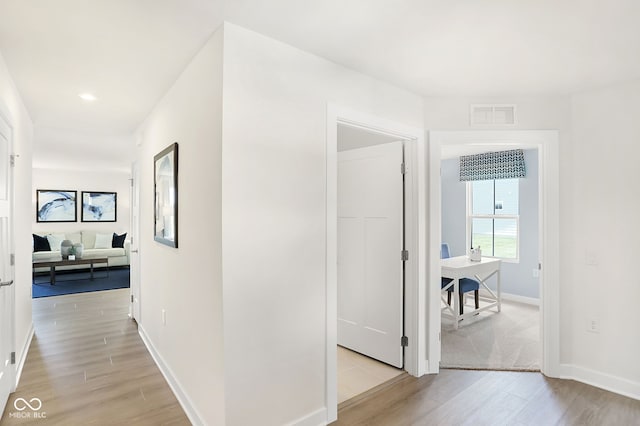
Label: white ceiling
xmin=1 ymin=0 xmax=640 ymax=168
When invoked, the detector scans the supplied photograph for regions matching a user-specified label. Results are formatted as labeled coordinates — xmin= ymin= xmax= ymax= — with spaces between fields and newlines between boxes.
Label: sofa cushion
xmin=82 ymin=231 xmax=97 ymax=249
xmin=32 ymin=251 xmax=60 ymax=261
xmin=66 ymin=232 xmax=82 ymax=245
xmin=46 ymin=233 xmax=66 ymax=251
xmin=112 ymin=232 xmax=127 ymax=248
xmin=94 ymin=233 xmax=112 ymax=249
xmin=33 ymin=247 xmax=126 ymax=262
xmin=33 ymin=234 xmax=51 ymax=252
xmin=82 ymin=248 xmax=126 ymax=258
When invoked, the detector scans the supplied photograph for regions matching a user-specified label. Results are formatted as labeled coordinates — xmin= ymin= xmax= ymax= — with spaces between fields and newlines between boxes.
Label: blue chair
xmin=441 ymin=243 xmax=480 ymax=314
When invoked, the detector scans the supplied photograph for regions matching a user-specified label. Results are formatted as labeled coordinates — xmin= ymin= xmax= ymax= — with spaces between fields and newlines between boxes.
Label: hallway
xmin=0 ymin=289 xmax=188 ymax=425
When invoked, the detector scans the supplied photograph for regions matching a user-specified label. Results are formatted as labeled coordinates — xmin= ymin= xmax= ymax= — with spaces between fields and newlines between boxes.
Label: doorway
xmin=428 ymin=130 xmax=561 ymax=378
xmin=326 ymin=105 xmax=426 ymax=423
xmin=336 ymin=125 xmax=405 ymax=402
xmin=439 ymin=145 xmax=541 ymax=370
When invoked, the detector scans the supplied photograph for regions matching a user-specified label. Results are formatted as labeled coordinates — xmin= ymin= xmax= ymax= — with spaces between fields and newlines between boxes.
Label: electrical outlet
xmin=587 ymin=318 xmax=599 ymax=333
xmin=162 ymin=309 xmax=166 ymax=325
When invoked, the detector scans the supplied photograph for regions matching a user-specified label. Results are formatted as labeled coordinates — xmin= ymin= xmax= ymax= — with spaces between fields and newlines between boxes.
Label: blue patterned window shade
xmin=459 ymin=149 xmax=526 ymax=181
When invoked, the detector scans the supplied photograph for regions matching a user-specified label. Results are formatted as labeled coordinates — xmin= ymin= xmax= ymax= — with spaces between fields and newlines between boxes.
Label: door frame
xmin=326 ymin=105 xmax=426 ymax=422
xmin=0 ymin=108 xmax=16 ymax=408
xmin=129 ymin=161 xmax=141 ymax=322
xmin=428 ymin=130 xmax=560 ymax=377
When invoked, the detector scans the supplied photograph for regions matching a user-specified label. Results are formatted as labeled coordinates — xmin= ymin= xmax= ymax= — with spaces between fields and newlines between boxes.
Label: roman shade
xmin=459 ymin=149 xmax=526 ymax=181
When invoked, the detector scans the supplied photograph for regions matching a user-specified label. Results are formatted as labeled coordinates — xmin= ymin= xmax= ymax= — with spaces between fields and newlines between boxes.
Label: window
xmin=468 ymin=178 xmax=519 ymax=260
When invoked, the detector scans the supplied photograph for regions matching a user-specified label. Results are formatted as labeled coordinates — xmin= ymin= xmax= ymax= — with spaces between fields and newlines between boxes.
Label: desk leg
xmin=497 ymin=268 xmax=501 ymax=312
xmin=90 ymin=262 xmax=94 ymax=280
xmin=50 ymin=266 xmax=55 ymax=285
xmin=453 ymin=279 xmax=460 ymax=329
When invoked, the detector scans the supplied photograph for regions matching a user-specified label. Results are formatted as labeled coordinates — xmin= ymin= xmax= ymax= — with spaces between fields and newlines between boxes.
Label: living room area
xmin=30 ymin=126 xmax=134 ymax=299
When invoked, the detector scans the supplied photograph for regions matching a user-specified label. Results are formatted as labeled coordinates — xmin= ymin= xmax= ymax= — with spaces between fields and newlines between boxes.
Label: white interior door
xmin=338 ymin=141 xmax=404 ymax=368
xmin=130 ymin=162 xmax=141 ymax=322
xmin=0 ymin=114 xmax=15 ymax=414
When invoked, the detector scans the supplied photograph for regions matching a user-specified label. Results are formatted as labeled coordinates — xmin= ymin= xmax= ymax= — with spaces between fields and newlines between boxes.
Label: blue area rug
xmin=32 ymin=267 xmax=130 ymax=298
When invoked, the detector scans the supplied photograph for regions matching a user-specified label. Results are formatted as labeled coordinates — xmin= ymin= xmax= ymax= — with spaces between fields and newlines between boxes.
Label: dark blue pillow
xmin=33 ymin=234 xmax=51 ymax=252
xmin=112 ymin=232 xmax=127 ymax=248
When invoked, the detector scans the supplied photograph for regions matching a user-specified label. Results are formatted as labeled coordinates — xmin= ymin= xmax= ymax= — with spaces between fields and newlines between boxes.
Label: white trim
xmin=14 ymin=323 xmax=34 ymax=389
xmin=428 ymin=130 xmax=560 ymax=378
xmin=560 ymin=364 xmax=640 ymax=401
xmin=285 ymin=407 xmax=327 ymax=426
xmin=479 ymin=288 xmax=539 ymax=306
xmin=138 ymin=326 xmax=204 ymax=426
xmin=326 ymin=104 xmax=426 ymax=423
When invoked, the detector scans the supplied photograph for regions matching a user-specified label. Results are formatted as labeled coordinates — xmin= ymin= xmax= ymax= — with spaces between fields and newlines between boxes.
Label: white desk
xmin=441 ymin=256 xmax=502 ymax=329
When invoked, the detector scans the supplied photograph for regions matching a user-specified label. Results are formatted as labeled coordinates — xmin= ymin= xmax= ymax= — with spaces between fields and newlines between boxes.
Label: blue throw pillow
xmin=112 ymin=232 xmax=127 ymax=248
xmin=33 ymin=234 xmax=51 ymax=252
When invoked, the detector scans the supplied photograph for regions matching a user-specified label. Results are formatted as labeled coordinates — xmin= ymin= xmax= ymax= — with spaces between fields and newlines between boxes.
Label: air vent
xmin=470 ymin=104 xmax=516 ymax=126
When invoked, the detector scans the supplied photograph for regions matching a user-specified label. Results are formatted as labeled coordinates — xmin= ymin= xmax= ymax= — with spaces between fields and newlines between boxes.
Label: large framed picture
xmin=36 ymin=190 xmax=77 ymax=222
xmin=81 ymin=191 xmax=117 ymax=222
xmin=154 ymin=143 xmax=178 ymax=248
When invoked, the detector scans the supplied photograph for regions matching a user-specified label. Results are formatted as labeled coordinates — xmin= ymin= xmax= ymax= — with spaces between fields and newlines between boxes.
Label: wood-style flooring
xmin=333 ymin=369 xmax=640 ymax=425
xmin=338 ymin=346 xmax=403 ymax=403
xmin=0 ymin=289 xmax=189 ymax=425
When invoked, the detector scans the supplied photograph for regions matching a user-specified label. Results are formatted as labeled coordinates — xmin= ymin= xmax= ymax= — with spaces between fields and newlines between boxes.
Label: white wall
xmin=32 ymin=168 xmax=130 ymax=236
xmin=221 ymin=23 xmax=423 ymax=425
xmin=0 ymin=51 xmax=33 ymax=383
xmin=567 ymin=81 xmax=640 ymax=395
xmin=33 ymin=126 xmax=134 ymax=174
xmin=425 ymin=96 xmax=573 ymax=361
xmin=136 ymin=27 xmax=225 ymax=424
xmin=441 ymin=149 xmax=539 ymax=299
xmin=425 ymin=91 xmax=640 ymax=397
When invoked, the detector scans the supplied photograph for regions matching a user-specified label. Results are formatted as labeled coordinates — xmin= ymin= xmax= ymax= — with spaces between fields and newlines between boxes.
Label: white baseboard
xmin=285 ymin=407 xmax=327 ymax=426
xmin=560 ymin=364 xmax=640 ymax=401
xmin=14 ymin=324 xmax=34 ymax=389
xmin=479 ymin=289 xmax=540 ymax=306
xmin=138 ymin=326 xmax=205 ymax=425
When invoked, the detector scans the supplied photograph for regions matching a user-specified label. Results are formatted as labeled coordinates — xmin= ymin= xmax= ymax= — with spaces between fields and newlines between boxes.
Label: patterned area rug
xmin=32 ymin=268 xmax=130 ymax=298
xmin=440 ymin=299 xmax=540 ymax=371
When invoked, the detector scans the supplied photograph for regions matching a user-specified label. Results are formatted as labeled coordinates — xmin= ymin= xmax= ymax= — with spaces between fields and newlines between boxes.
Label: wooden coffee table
xmin=32 ymin=257 xmax=109 ymax=285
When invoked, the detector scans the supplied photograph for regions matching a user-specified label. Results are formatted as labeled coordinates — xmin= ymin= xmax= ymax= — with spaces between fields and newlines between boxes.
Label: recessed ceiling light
xmin=79 ymin=93 xmax=98 ymax=102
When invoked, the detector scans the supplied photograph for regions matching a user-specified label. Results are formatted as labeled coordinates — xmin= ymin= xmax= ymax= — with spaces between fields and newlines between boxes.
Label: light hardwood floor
xmin=0 ymin=289 xmax=189 ymax=425
xmin=333 ymin=369 xmax=640 ymax=425
xmin=338 ymin=346 xmax=403 ymax=403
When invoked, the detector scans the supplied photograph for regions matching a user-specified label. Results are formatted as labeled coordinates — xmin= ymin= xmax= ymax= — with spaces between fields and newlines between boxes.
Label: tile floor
xmin=337 ymin=346 xmax=403 ymax=403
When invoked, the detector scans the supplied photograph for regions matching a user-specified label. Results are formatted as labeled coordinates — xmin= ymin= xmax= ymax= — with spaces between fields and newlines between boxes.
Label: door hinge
xmin=401 ymin=163 xmax=407 ymax=174
xmin=129 ymin=178 xmax=134 ymax=187
xmin=439 ymin=332 xmax=441 ymax=342
xmin=10 ymin=253 xmax=14 ymax=266
xmin=401 ymin=250 xmax=409 ymax=261
xmin=538 ymin=263 xmax=542 ymax=270
xmin=10 ymin=352 xmax=15 ymax=365
xmin=131 ymin=295 xmax=134 ymax=303
xmin=401 ymin=336 xmax=408 ymax=347
xmin=9 ymin=154 xmax=17 ymax=167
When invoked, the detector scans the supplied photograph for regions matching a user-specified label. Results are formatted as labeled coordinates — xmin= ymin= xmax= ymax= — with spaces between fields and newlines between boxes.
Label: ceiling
xmin=1 ymin=0 xmax=639 ymax=168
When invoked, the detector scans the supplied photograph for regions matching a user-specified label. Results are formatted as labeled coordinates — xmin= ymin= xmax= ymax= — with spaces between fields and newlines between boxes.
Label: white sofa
xmin=33 ymin=230 xmax=130 ymax=272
